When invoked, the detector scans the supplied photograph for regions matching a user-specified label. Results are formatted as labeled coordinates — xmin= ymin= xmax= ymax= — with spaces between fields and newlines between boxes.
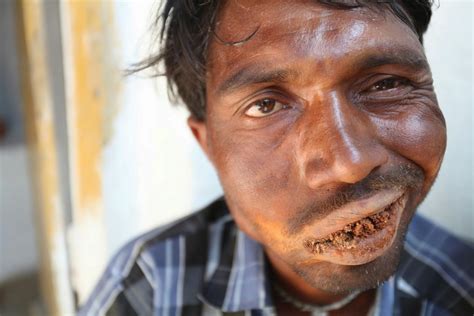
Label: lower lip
xmin=303 ymin=194 xmax=407 ymax=266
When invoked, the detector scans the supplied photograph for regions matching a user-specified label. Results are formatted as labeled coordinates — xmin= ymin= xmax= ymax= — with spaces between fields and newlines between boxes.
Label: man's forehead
xmin=213 ymin=0 xmax=369 ymax=45
xmin=207 ymin=0 xmax=423 ymax=94
xmin=216 ymin=1 xmax=336 ymax=26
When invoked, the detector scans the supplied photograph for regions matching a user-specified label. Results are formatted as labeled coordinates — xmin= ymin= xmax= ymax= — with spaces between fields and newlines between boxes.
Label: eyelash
xmin=244 ymin=98 xmax=291 ymax=118
xmin=362 ymin=76 xmax=413 ymax=94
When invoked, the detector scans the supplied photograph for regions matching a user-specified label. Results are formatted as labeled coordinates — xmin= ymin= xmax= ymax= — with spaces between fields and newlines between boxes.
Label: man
xmin=80 ymin=0 xmax=474 ymax=315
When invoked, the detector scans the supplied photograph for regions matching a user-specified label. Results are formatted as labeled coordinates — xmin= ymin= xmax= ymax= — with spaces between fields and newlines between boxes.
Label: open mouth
xmin=304 ymin=195 xmax=404 ymax=254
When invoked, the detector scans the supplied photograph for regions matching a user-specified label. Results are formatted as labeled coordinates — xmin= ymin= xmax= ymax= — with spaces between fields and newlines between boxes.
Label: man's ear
xmin=187 ymin=116 xmax=213 ymax=162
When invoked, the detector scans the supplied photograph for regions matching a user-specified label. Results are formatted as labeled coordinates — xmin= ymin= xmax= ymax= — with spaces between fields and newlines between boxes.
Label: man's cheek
xmin=214 ymin=135 xmax=293 ymax=209
xmin=380 ymin=108 xmax=447 ymax=176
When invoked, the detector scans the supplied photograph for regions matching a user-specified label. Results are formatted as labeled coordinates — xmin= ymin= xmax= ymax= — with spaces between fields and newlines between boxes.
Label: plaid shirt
xmin=79 ymin=197 xmax=474 ymax=316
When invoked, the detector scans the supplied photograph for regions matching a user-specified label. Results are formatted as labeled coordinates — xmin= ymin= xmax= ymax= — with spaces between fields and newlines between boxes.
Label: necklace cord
xmin=272 ymin=282 xmax=362 ymax=313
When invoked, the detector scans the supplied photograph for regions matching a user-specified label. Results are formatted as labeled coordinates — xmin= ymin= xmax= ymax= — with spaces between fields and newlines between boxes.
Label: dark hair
xmin=131 ymin=0 xmax=434 ymax=121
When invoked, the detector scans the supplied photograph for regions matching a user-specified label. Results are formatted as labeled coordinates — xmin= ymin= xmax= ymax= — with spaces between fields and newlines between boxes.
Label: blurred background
xmin=0 ymin=0 xmax=472 ymax=315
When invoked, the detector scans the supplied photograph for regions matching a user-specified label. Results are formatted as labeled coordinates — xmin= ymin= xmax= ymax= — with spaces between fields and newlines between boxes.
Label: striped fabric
xmin=79 ymin=197 xmax=474 ymax=316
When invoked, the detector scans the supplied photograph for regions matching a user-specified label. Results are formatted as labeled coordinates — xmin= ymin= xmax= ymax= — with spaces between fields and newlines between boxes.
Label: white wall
xmin=102 ymin=0 xmax=222 ymax=259
xmin=418 ymin=0 xmax=473 ymax=241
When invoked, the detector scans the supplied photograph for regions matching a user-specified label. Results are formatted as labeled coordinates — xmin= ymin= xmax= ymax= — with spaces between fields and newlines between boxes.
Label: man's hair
xmin=132 ymin=0 xmax=434 ymax=121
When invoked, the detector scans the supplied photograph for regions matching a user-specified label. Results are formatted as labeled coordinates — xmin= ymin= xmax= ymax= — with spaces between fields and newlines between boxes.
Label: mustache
xmin=287 ymin=164 xmax=424 ymax=235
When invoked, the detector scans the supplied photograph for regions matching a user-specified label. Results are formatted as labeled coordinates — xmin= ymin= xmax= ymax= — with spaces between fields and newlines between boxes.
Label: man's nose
xmin=297 ymin=93 xmax=389 ymax=189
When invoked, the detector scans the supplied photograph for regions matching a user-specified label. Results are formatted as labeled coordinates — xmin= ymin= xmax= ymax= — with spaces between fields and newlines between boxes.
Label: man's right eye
xmin=245 ymin=98 xmax=289 ymax=117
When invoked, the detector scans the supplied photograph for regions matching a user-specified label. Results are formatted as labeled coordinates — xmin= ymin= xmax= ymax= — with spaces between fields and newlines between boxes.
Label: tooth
xmin=315 ymin=244 xmax=322 ymax=254
xmin=362 ymin=218 xmax=375 ymax=232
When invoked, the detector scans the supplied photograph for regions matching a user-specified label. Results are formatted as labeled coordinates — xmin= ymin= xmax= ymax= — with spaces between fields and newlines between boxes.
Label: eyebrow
xmin=357 ymin=48 xmax=430 ymax=72
xmin=217 ymin=67 xmax=301 ymax=95
xmin=216 ymin=47 xmax=429 ymax=96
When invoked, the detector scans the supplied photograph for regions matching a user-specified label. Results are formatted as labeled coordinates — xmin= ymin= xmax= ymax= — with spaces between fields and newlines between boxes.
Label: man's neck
xmin=265 ymin=249 xmax=377 ymax=315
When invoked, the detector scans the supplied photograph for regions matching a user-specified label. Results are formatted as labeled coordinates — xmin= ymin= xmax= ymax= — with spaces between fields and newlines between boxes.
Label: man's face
xmin=190 ymin=0 xmax=446 ymax=293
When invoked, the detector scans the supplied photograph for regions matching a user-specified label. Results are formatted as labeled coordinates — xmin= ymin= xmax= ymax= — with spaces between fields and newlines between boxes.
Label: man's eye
xmin=245 ymin=98 xmax=288 ymax=117
xmin=368 ymin=78 xmax=409 ymax=92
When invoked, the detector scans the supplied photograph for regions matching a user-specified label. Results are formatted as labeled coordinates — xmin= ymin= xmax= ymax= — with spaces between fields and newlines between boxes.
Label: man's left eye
xmin=368 ymin=78 xmax=409 ymax=92
xmin=245 ymin=98 xmax=289 ymax=117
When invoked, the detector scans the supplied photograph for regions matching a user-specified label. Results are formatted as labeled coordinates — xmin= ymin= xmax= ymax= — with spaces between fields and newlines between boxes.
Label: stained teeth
xmin=305 ymin=201 xmax=396 ymax=254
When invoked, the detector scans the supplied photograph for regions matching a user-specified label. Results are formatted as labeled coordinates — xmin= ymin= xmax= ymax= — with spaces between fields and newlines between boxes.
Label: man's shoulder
xmin=100 ymin=196 xmax=230 ymax=281
xmin=396 ymin=214 xmax=474 ymax=315
xmin=403 ymin=213 xmax=473 ymax=275
xmin=79 ymin=197 xmax=232 ymax=315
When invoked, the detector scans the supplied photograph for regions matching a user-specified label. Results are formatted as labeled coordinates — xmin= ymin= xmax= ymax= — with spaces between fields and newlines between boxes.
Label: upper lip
xmin=308 ymin=190 xmax=405 ymax=240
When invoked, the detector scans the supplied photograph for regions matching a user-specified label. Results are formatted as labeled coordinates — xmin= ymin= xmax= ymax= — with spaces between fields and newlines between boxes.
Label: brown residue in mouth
xmin=304 ymin=203 xmax=395 ymax=254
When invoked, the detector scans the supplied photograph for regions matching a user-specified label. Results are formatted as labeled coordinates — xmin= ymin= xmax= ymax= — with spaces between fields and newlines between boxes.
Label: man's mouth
xmin=304 ymin=200 xmax=396 ymax=253
xmin=303 ymin=192 xmax=407 ymax=265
